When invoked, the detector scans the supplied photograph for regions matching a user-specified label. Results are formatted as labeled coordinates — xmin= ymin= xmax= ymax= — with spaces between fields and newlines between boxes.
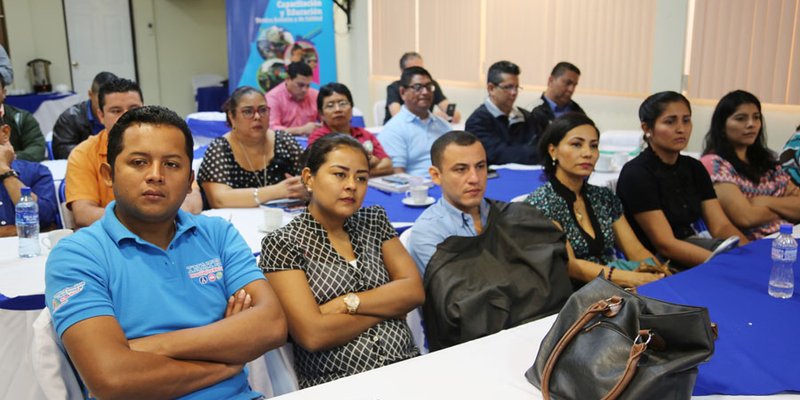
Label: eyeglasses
xmin=239 ymin=106 xmax=270 ymax=119
xmin=495 ymin=84 xmax=522 ymax=92
xmin=405 ymin=83 xmax=436 ymax=93
xmin=323 ymin=100 xmax=351 ymax=111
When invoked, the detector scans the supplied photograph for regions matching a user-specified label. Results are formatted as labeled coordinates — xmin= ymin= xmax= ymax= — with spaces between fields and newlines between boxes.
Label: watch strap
xmin=0 ymin=169 xmax=19 ymax=182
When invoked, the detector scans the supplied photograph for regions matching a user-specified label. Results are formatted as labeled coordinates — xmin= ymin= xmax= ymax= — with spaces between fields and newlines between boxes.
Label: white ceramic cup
xmin=595 ymin=154 xmax=613 ymax=171
xmin=262 ymin=207 xmax=284 ymax=232
xmin=41 ymin=229 xmax=73 ymax=250
xmin=405 ymin=185 xmax=429 ymax=204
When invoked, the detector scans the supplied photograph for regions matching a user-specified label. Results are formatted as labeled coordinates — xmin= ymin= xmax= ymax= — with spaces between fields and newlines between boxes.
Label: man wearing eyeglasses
xmin=379 ymin=66 xmax=451 ymax=177
xmin=265 ymin=61 xmax=320 ymax=136
xmin=384 ymin=52 xmax=460 ymax=124
xmin=530 ymin=61 xmax=585 ymax=134
xmin=465 ymin=60 xmax=542 ymax=165
xmin=66 ymin=78 xmax=202 ymax=228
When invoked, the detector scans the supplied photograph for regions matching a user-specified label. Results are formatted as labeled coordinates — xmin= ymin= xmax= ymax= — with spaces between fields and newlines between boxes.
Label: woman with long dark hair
xmin=526 ymin=113 xmax=664 ymax=287
xmin=701 ymin=90 xmax=799 ymax=239
xmin=616 ymin=91 xmax=747 ymax=268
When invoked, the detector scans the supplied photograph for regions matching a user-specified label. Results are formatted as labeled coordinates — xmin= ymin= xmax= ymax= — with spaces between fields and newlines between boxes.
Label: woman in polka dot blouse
xmin=198 ymin=86 xmax=306 ymax=208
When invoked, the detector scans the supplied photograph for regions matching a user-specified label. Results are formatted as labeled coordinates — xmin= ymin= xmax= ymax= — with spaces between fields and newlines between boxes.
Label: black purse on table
xmin=525 ymin=276 xmax=717 ymax=400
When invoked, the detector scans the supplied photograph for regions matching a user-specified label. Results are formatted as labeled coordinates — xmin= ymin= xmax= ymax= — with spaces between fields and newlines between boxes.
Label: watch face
xmin=344 ymin=293 xmax=360 ymax=313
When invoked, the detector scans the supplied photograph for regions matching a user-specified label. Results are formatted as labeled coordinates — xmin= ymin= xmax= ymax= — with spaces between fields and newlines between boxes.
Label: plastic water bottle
xmin=768 ymin=223 xmax=796 ymax=299
xmin=16 ymin=187 xmax=40 ymax=258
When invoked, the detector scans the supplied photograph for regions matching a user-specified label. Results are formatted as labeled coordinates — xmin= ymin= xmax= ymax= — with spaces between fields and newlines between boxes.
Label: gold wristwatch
xmin=344 ymin=293 xmax=360 ymax=314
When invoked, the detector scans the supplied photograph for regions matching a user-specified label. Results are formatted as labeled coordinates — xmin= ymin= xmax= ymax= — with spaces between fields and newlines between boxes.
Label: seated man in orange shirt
xmin=66 ymin=78 xmax=201 ymax=228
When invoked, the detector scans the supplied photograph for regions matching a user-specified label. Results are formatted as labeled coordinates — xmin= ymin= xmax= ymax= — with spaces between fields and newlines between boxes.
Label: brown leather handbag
xmin=525 ymin=276 xmax=717 ymax=400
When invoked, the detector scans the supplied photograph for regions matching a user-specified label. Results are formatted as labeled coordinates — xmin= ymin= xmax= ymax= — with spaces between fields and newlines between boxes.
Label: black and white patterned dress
xmin=197 ymin=131 xmax=302 ymax=189
xmin=259 ymin=206 xmax=419 ymax=388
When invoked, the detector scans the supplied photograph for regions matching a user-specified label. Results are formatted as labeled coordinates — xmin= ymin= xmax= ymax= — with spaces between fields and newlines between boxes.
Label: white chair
xmin=599 ymin=130 xmax=642 ymax=156
xmin=31 ymin=308 xmax=83 ymax=399
xmin=406 ymin=307 xmax=429 ymax=355
xmin=373 ymin=99 xmax=386 ymax=126
xmin=511 ymin=194 xmax=528 ymax=203
xmin=246 ymin=343 xmax=299 ymax=397
xmin=399 ymin=226 xmax=413 ymax=249
xmin=56 ymin=180 xmax=75 ymax=230
xmin=396 ymin=227 xmax=430 ymax=354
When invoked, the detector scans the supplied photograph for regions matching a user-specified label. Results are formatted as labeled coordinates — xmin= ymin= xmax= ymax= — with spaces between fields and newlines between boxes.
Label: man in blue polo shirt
xmin=45 ymin=106 xmax=287 ymax=399
xmin=408 ymin=130 xmax=490 ymax=275
xmin=380 ymin=66 xmax=451 ymax=177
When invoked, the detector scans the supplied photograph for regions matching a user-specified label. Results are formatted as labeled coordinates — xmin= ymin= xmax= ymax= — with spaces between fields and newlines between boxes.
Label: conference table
xmin=5 ymin=92 xmax=76 ymax=114
xmin=273 ymin=238 xmax=800 ymax=399
xmin=0 ymin=163 xmax=686 ymax=399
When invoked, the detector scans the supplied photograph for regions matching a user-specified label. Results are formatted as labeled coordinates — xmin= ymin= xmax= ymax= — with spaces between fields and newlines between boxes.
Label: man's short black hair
xmin=400 ymin=66 xmax=432 ymax=87
xmin=550 ymin=61 xmax=580 ymax=78
xmin=91 ymin=71 xmax=118 ymax=94
xmin=98 ymin=78 xmax=143 ymax=112
xmin=487 ymin=61 xmax=520 ymax=85
xmin=107 ymin=105 xmax=194 ymax=173
xmin=287 ymin=61 xmax=313 ymax=79
xmin=399 ymin=51 xmax=422 ymax=70
xmin=430 ymin=130 xmax=480 ymax=168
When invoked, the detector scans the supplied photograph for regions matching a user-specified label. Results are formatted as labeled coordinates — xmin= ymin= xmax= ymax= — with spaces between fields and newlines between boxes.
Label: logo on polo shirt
xmin=186 ymin=258 xmax=224 ymax=285
xmin=52 ymin=281 xmax=86 ymax=311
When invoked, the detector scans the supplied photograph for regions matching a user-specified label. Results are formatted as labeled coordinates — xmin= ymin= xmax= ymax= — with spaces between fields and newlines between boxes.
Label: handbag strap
xmin=541 ymin=296 xmax=651 ymax=400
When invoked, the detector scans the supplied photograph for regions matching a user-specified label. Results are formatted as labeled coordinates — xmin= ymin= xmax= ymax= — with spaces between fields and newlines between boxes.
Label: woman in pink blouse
xmin=701 ymin=90 xmax=800 ymax=239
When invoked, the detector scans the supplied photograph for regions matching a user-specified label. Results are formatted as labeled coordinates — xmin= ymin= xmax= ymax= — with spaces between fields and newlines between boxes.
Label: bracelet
xmin=253 ymin=187 xmax=260 ymax=206
xmin=607 ymin=266 xmax=616 ymax=282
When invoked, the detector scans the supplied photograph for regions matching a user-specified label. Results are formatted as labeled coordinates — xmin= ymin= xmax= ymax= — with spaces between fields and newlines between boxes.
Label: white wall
xmin=350 ymin=0 xmax=800 ymax=153
xmin=4 ymin=0 xmax=798 ymax=150
xmin=132 ymin=0 xmax=228 ymax=117
xmin=4 ymin=0 xmax=71 ymax=93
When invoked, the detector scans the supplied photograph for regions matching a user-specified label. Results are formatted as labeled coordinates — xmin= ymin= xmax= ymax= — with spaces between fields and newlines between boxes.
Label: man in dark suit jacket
xmin=530 ymin=61 xmax=585 ymax=134
xmin=465 ymin=60 xmax=541 ymax=165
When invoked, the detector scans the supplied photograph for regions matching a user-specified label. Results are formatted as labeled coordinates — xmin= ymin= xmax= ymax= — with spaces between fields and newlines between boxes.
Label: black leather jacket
xmin=52 ymin=100 xmax=104 ymax=160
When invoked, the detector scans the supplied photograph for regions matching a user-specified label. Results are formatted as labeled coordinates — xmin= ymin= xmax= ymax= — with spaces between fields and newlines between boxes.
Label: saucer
xmin=258 ymin=224 xmax=281 ymax=233
xmin=402 ymin=196 xmax=435 ymax=207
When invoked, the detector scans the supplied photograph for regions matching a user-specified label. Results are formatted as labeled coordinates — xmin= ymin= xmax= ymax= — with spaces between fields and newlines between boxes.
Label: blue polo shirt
xmin=45 ymin=202 xmax=265 ymax=399
xmin=543 ymin=95 xmax=576 ymax=119
xmin=379 ymin=105 xmax=451 ymax=176
xmin=408 ymin=196 xmax=490 ymax=276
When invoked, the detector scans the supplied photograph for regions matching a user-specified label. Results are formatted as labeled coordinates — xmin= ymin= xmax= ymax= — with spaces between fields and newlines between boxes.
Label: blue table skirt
xmin=639 ymin=239 xmax=800 ymax=396
xmin=363 ymin=168 xmax=544 ymax=225
xmin=0 ymin=293 xmax=45 ymax=310
xmin=6 ymin=92 xmax=75 ymax=113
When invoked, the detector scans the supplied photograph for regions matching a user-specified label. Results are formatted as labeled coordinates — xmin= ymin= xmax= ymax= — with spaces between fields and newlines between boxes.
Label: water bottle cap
xmin=20 ymin=187 xmax=31 ymax=196
xmin=780 ymin=223 xmax=793 ymax=234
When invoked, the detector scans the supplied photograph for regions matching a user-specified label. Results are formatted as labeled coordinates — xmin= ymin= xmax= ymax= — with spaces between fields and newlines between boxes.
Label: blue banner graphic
xmin=226 ymin=0 xmax=337 ymax=93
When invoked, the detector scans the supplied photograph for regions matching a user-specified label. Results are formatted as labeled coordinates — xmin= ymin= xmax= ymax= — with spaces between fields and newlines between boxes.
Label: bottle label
xmin=16 ymin=211 xmax=38 ymax=225
xmin=772 ymin=247 xmax=797 ymax=262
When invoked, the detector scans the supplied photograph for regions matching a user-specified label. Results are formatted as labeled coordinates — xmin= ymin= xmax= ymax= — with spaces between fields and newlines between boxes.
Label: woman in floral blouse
xmin=701 ymin=90 xmax=800 ymax=239
xmin=526 ymin=113 xmax=664 ymax=288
